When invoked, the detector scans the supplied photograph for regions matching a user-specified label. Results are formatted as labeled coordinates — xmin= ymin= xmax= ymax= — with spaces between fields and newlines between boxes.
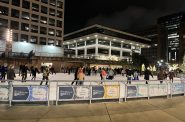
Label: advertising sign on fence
xmin=0 ymin=86 xmax=9 ymax=101
xmin=29 ymin=86 xmax=48 ymax=101
xmin=149 ymin=85 xmax=167 ymax=96
xmin=104 ymin=85 xmax=119 ymax=99
xmin=172 ymin=84 xmax=184 ymax=94
xmin=137 ymin=85 xmax=148 ymax=97
xmin=74 ymin=86 xmax=90 ymax=100
xmin=127 ymin=85 xmax=137 ymax=98
xmin=58 ymin=86 xmax=90 ymax=100
xmin=59 ymin=86 xmax=74 ymax=100
xmin=13 ymin=86 xmax=48 ymax=101
xmin=92 ymin=86 xmax=104 ymax=99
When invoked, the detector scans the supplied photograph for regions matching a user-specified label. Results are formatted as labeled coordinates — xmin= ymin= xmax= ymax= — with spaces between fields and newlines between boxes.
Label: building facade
xmin=64 ymin=25 xmax=151 ymax=62
xmin=0 ymin=0 xmax=64 ymax=57
xmin=130 ymin=25 xmax=158 ymax=65
xmin=157 ymin=12 xmax=185 ymax=63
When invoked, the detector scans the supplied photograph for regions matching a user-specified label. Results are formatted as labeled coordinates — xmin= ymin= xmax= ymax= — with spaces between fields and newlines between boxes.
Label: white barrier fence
xmin=0 ymin=80 xmax=184 ymax=106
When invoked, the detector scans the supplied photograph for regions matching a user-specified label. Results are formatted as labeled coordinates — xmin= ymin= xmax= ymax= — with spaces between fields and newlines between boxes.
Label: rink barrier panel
xmin=0 ymin=80 xmax=185 ymax=106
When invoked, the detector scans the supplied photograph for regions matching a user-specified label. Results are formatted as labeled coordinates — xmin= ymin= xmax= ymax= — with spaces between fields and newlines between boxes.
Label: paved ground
xmin=0 ymin=96 xmax=185 ymax=122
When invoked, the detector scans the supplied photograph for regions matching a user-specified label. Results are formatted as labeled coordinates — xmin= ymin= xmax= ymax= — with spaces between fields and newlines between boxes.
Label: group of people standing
xmin=0 ymin=64 xmax=16 ymax=82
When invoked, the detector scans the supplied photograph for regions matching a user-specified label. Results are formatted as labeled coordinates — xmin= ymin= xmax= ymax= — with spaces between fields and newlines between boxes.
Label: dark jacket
xmin=144 ymin=69 xmax=153 ymax=80
xmin=7 ymin=69 xmax=15 ymax=80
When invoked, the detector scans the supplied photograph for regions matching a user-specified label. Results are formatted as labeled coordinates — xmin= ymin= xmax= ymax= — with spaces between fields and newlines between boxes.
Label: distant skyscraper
xmin=0 ymin=0 xmax=64 ymax=57
xmin=158 ymin=12 xmax=185 ymax=63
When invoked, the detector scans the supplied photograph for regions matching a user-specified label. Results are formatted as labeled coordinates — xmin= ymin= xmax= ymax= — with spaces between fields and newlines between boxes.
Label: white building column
xmin=75 ymin=42 xmax=78 ymax=58
xmin=120 ymin=43 xmax=123 ymax=59
xmin=95 ymin=38 xmax=98 ymax=56
xmin=109 ymin=40 xmax=111 ymax=56
xmin=84 ymin=41 xmax=87 ymax=58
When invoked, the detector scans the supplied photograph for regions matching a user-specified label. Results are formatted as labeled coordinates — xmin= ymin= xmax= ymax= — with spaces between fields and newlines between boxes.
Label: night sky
xmin=64 ymin=0 xmax=185 ymax=34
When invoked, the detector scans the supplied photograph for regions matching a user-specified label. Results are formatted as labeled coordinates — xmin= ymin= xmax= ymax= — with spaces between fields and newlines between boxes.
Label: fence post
xmin=184 ymin=83 xmax=185 ymax=96
xmin=170 ymin=83 xmax=172 ymax=98
xmin=147 ymin=84 xmax=150 ymax=100
xmin=9 ymin=82 xmax=13 ymax=107
xmin=118 ymin=81 xmax=121 ymax=103
xmin=89 ymin=80 xmax=92 ymax=104
xmin=47 ymin=81 xmax=50 ymax=106
xmin=56 ymin=82 xmax=58 ymax=106
xmin=124 ymin=83 xmax=127 ymax=102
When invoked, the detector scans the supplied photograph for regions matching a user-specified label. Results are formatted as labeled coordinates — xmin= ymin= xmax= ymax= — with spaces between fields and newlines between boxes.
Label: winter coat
xmin=7 ymin=69 xmax=15 ymax=80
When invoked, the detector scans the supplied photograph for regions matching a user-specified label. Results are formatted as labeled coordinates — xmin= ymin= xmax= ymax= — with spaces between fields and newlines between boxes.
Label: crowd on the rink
xmin=0 ymin=63 xmax=56 ymax=85
xmin=0 ymin=63 xmax=180 ymax=85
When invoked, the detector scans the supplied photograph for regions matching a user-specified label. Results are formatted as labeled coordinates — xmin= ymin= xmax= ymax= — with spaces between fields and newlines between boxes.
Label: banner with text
xmin=0 ymin=86 xmax=9 ymax=101
xmin=13 ymin=86 xmax=48 ymax=101
xmin=172 ymin=84 xmax=184 ymax=95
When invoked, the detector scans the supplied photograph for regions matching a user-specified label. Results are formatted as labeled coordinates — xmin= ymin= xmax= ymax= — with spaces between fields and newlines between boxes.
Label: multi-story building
xmin=64 ymin=24 xmax=151 ymax=62
xmin=157 ymin=12 xmax=185 ymax=63
xmin=0 ymin=0 xmax=64 ymax=57
xmin=130 ymin=25 xmax=158 ymax=65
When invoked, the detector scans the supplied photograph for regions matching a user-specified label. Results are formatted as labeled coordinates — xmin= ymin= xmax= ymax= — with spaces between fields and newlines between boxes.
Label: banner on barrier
xmin=172 ymin=84 xmax=184 ymax=94
xmin=0 ymin=86 xmax=9 ymax=101
xmin=92 ymin=86 xmax=104 ymax=99
xmin=127 ymin=85 xmax=137 ymax=98
xmin=59 ymin=86 xmax=74 ymax=100
xmin=149 ymin=85 xmax=167 ymax=96
xmin=137 ymin=85 xmax=148 ymax=97
xmin=58 ymin=86 xmax=90 ymax=100
xmin=104 ymin=85 xmax=119 ymax=99
xmin=13 ymin=86 xmax=48 ymax=101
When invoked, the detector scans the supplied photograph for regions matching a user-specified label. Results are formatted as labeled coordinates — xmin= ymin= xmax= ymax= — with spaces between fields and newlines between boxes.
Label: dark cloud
xmin=65 ymin=0 xmax=185 ymax=33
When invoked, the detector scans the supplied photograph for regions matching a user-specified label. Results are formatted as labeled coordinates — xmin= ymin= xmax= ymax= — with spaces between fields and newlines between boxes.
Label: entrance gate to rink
xmin=0 ymin=80 xmax=185 ymax=106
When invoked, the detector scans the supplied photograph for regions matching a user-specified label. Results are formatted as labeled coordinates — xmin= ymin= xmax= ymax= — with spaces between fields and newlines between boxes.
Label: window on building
xmin=48 ymin=28 xmax=55 ymax=36
xmin=86 ymin=39 xmax=96 ymax=45
xmin=111 ymin=42 xmax=121 ymax=48
xmin=41 ymin=0 xmax=48 ymax=4
xmin=10 ymin=21 xmax=19 ymax=30
xmin=22 ymin=12 xmax=30 ymax=20
xmin=50 ymin=0 xmax=56 ymax=6
xmin=63 ymin=45 xmax=68 ymax=49
xmin=56 ymin=40 xmax=61 ymax=47
xmin=122 ymin=52 xmax=131 ymax=57
xmin=57 ymin=1 xmax=63 ymax=8
xmin=69 ymin=43 xmax=75 ymax=48
xmin=40 ymin=37 xmax=46 ymax=45
xmin=30 ymin=36 xmax=38 ymax=44
xmin=11 ymin=9 xmax=19 ymax=18
xmin=31 ymin=25 xmax=38 ymax=33
xmin=57 ymin=10 xmax=62 ymax=18
xmin=87 ymin=48 xmax=95 ymax=54
xmin=78 ymin=49 xmax=84 ymax=55
xmin=49 ymin=8 xmax=55 ymax=16
xmin=0 ymin=6 xmax=9 ymax=16
xmin=57 ymin=20 xmax=62 ymax=27
xmin=12 ymin=0 xmax=20 ymax=7
xmin=0 ymin=18 xmax=8 ymax=28
xmin=98 ymin=39 xmax=110 ymax=46
xmin=77 ymin=41 xmax=85 ymax=47
xmin=49 ymin=18 xmax=55 ymax=26
xmin=122 ymin=44 xmax=131 ymax=49
xmin=40 ymin=27 xmax=47 ymax=34
xmin=48 ymin=38 xmax=54 ymax=45
xmin=21 ymin=34 xmax=28 ymax=42
xmin=41 ymin=6 xmax=47 ymax=14
xmin=21 ymin=23 xmax=29 ymax=32
xmin=32 ymin=3 xmax=39 ymax=12
xmin=40 ymin=16 xmax=47 ymax=24
xmin=22 ymin=0 xmax=30 ymax=9
xmin=13 ymin=33 xmax=18 ymax=42
xmin=0 ymin=0 xmax=9 ymax=4
xmin=111 ymin=50 xmax=120 ymax=56
xmin=56 ymin=30 xmax=62 ymax=37
xmin=98 ymin=48 xmax=109 ymax=54
xmin=31 ymin=14 xmax=39 ymax=22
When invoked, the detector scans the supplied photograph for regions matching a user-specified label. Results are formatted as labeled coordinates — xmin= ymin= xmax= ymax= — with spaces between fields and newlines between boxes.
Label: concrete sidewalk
xmin=0 ymin=97 xmax=185 ymax=122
